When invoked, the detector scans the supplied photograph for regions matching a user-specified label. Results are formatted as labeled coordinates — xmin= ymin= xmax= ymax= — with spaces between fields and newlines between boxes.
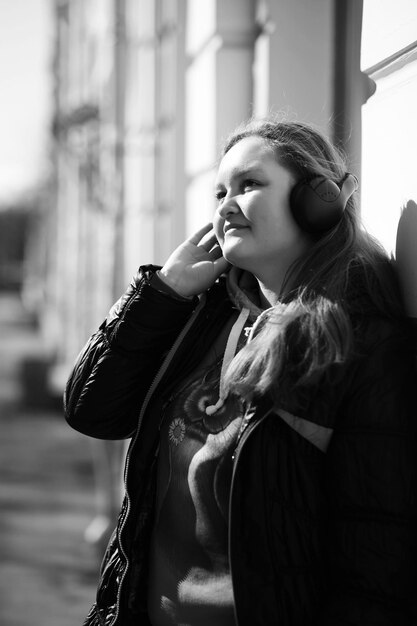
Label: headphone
xmin=289 ymin=173 xmax=359 ymax=233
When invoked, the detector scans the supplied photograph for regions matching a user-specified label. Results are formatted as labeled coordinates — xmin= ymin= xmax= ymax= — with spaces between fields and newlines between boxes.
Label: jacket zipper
xmin=110 ymin=294 xmax=207 ymax=626
xmin=228 ymin=407 xmax=273 ymax=626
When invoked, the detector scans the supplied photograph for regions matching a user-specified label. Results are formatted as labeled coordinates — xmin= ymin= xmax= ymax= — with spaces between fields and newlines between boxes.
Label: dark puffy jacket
xmin=65 ymin=265 xmax=417 ymax=626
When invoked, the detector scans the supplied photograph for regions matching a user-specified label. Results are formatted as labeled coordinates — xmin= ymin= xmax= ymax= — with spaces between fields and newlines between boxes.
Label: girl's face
xmin=213 ymin=136 xmax=312 ymax=281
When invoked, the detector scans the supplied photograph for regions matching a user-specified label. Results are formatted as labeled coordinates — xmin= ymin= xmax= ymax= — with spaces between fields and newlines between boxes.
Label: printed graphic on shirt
xmin=168 ymin=417 xmax=186 ymax=446
xmin=148 ymin=359 xmax=244 ymax=626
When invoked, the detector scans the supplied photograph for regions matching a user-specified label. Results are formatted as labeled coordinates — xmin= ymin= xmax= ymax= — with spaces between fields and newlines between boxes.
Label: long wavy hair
xmin=221 ymin=117 xmax=404 ymax=403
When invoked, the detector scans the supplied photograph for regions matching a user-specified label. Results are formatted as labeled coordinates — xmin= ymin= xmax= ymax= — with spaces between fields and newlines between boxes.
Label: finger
xmin=185 ymin=223 xmax=213 ymax=245
xmin=199 ymin=232 xmax=219 ymax=251
xmin=207 ymin=242 xmax=223 ymax=260
xmin=212 ymin=255 xmax=230 ymax=276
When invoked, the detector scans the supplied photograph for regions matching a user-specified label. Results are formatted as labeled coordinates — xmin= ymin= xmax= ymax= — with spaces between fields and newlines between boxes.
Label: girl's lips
xmin=224 ymin=224 xmax=248 ymax=234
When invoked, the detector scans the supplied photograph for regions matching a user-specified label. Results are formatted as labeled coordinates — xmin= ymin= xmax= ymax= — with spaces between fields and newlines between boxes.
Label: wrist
xmin=155 ymin=270 xmax=194 ymax=299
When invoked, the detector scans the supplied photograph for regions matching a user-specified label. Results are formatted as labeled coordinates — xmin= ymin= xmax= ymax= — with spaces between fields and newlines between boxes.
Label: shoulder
xmin=342 ymin=256 xmax=411 ymax=349
xmin=344 ymin=256 xmax=401 ymax=314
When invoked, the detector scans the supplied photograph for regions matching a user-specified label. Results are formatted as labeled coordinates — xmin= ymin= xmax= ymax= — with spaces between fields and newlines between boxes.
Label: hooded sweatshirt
xmin=147 ymin=269 xmax=264 ymax=626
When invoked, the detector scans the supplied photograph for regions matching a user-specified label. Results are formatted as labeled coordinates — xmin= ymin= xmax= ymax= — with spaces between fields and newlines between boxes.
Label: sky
xmin=0 ymin=0 xmax=53 ymax=204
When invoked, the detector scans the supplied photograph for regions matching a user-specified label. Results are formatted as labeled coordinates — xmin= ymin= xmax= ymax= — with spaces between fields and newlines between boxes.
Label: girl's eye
xmin=215 ymin=189 xmax=226 ymax=202
xmin=242 ymin=179 xmax=259 ymax=191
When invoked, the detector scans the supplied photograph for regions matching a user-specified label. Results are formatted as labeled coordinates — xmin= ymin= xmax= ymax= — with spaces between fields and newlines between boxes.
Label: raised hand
xmin=159 ymin=223 xmax=230 ymax=297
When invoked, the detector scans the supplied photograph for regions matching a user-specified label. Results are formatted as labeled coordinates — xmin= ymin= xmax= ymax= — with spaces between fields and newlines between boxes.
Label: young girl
xmin=65 ymin=119 xmax=417 ymax=625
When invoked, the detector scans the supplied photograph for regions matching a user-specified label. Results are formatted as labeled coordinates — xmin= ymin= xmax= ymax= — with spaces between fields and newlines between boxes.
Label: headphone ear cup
xmin=290 ymin=174 xmax=358 ymax=233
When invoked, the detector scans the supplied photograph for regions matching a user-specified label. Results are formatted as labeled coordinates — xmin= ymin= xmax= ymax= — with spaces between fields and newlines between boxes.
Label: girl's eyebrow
xmin=215 ymin=164 xmax=264 ymax=188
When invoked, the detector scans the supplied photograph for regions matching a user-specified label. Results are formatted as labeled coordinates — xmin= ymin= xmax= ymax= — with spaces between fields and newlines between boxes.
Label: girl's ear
xmin=395 ymin=199 xmax=417 ymax=318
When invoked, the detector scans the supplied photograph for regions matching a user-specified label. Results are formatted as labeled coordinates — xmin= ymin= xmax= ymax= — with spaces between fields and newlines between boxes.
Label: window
xmin=361 ymin=0 xmax=417 ymax=254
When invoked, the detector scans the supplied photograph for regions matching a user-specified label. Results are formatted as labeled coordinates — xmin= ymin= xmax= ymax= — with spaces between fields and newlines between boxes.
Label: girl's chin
xmin=222 ymin=247 xmax=251 ymax=268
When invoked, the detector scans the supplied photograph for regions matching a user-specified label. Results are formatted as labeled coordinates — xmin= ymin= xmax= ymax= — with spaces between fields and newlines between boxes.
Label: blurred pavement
xmin=0 ymin=293 xmax=98 ymax=625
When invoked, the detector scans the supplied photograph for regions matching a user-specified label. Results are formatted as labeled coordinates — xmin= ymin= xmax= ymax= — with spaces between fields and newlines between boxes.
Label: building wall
xmin=50 ymin=0 xmax=121 ymax=384
xmin=254 ymin=0 xmax=335 ymax=126
xmin=122 ymin=0 xmax=188 ymax=280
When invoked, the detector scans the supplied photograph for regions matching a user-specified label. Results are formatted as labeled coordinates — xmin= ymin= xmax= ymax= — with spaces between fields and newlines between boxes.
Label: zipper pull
xmin=232 ymin=408 xmax=254 ymax=461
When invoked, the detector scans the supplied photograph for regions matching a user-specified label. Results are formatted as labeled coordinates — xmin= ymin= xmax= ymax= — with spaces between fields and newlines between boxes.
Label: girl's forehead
xmin=216 ymin=136 xmax=277 ymax=182
xmin=225 ymin=135 xmax=272 ymax=159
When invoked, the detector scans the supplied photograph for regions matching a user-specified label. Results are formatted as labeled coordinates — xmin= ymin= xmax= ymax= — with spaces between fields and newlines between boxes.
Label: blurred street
xmin=0 ymin=292 xmax=98 ymax=626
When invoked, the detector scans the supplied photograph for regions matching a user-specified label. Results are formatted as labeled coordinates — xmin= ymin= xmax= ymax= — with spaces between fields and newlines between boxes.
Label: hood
xmin=225 ymin=266 xmax=264 ymax=321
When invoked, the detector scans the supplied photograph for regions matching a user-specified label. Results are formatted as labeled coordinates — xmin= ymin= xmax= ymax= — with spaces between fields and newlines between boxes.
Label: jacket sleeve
xmin=320 ymin=327 xmax=417 ymax=625
xmin=64 ymin=265 xmax=198 ymax=440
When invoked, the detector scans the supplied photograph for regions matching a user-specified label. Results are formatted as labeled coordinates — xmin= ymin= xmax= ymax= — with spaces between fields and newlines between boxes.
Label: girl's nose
xmin=217 ymin=196 xmax=240 ymax=219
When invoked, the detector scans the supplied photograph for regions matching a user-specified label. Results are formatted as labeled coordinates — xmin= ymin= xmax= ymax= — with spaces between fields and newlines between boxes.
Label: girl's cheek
xmin=213 ymin=216 xmax=224 ymax=244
